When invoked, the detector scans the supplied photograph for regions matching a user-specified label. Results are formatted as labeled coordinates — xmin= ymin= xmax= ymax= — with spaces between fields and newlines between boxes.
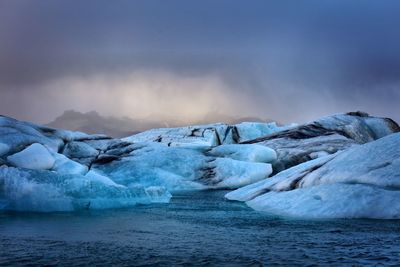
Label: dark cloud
xmin=0 ymin=0 xmax=399 ymax=123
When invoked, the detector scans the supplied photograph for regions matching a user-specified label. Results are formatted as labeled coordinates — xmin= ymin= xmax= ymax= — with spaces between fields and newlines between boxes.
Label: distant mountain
xmin=47 ymin=110 xmax=273 ymax=138
xmin=47 ymin=110 xmax=169 ymax=138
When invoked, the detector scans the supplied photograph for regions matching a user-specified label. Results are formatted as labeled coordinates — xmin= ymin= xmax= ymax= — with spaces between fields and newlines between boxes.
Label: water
xmin=0 ymin=190 xmax=399 ymax=266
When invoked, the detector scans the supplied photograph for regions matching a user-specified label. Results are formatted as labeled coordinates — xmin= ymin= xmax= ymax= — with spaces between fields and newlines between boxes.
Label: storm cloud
xmin=0 ymin=0 xmax=399 ymax=124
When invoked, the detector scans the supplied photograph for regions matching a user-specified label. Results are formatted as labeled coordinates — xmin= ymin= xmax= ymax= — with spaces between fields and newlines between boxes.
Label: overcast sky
xmin=0 ymin=0 xmax=399 ymax=124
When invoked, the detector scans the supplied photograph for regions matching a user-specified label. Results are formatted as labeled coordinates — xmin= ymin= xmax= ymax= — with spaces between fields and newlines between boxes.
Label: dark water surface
xmin=1 ymin=190 xmax=399 ymax=266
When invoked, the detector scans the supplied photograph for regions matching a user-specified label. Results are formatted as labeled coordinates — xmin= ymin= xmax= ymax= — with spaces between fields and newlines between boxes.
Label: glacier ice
xmin=84 ymin=169 xmax=121 ymax=187
xmin=225 ymin=154 xmax=336 ymax=202
xmin=246 ymin=183 xmax=400 ymax=219
xmin=208 ymin=144 xmax=277 ymax=163
xmin=7 ymin=143 xmax=55 ymax=170
xmin=227 ymin=133 xmax=400 ymax=219
xmin=0 ymin=112 xmax=399 ymax=217
xmin=235 ymin=121 xmax=295 ymax=142
xmin=94 ymin=142 xmax=209 ymax=191
xmin=62 ymin=141 xmax=100 ymax=166
xmin=123 ymin=124 xmax=225 ymax=147
xmin=0 ymin=166 xmax=72 ymax=212
xmin=0 ymin=120 xmax=62 ymax=154
xmin=123 ymin=121 xmax=291 ymax=147
xmin=243 ymin=112 xmax=400 ymax=173
xmin=93 ymin=142 xmax=275 ymax=191
xmin=51 ymin=151 xmax=88 ymax=175
xmin=0 ymin=143 xmax=10 ymax=156
xmin=208 ymin=158 xmax=272 ymax=189
xmin=0 ymin=166 xmax=171 ymax=212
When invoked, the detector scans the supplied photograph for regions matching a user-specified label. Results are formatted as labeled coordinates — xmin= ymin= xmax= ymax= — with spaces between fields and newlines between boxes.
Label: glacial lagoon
xmin=1 ymin=190 xmax=399 ymax=266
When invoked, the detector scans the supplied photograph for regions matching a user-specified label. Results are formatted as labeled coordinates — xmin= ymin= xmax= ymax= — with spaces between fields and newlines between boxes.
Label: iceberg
xmin=243 ymin=112 xmax=400 ymax=173
xmin=0 ymin=112 xmax=399 ymax=216
xmin=0 ymin=166 xmax=171 ymax=212
xmin=93 ymin=142 xmax=276 ymax=191
xmin=226 ymin=133 xmax=400 ymax=219
xmin=246 ymin=183 xmax=400 ymax=219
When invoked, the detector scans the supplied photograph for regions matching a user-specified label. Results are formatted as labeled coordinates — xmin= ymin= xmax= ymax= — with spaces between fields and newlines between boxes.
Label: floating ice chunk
xmin=209 ymin=144 xmax=277 ymax=163
xmin=0 ymin=166 xmax=172 ymax=212
xmin=0 ymin=166 xmax=74 ymax=212
xmin=297 ymin=132 xmax=400 ymax=189
xmin=63 ymin=177 xmax=171 ymax=210
xmin=51 ymin=152 xmax=88 ymax=175
xmin=210 ymin=158 xmax=272 ymax=189
xmin=225 ymin=154 xmax=336 ymax=202
xmin=0 ymin=143 xmax=10 ymax=156
xmin=246 ymin=183 xmax=400 ymax=219
xmin=7 ymin=143 xmax=55 ymax=170
xmin=227 ymin=133 xmax=400 ymax=219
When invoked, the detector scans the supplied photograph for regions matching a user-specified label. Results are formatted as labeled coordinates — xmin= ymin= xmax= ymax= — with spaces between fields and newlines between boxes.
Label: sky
xmin=0 ymin=0 xmax=399 ymax=124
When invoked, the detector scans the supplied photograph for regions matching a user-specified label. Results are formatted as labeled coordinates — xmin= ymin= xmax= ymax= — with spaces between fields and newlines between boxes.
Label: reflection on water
xmin=1 ymin=190 xmax=399 ymax=266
